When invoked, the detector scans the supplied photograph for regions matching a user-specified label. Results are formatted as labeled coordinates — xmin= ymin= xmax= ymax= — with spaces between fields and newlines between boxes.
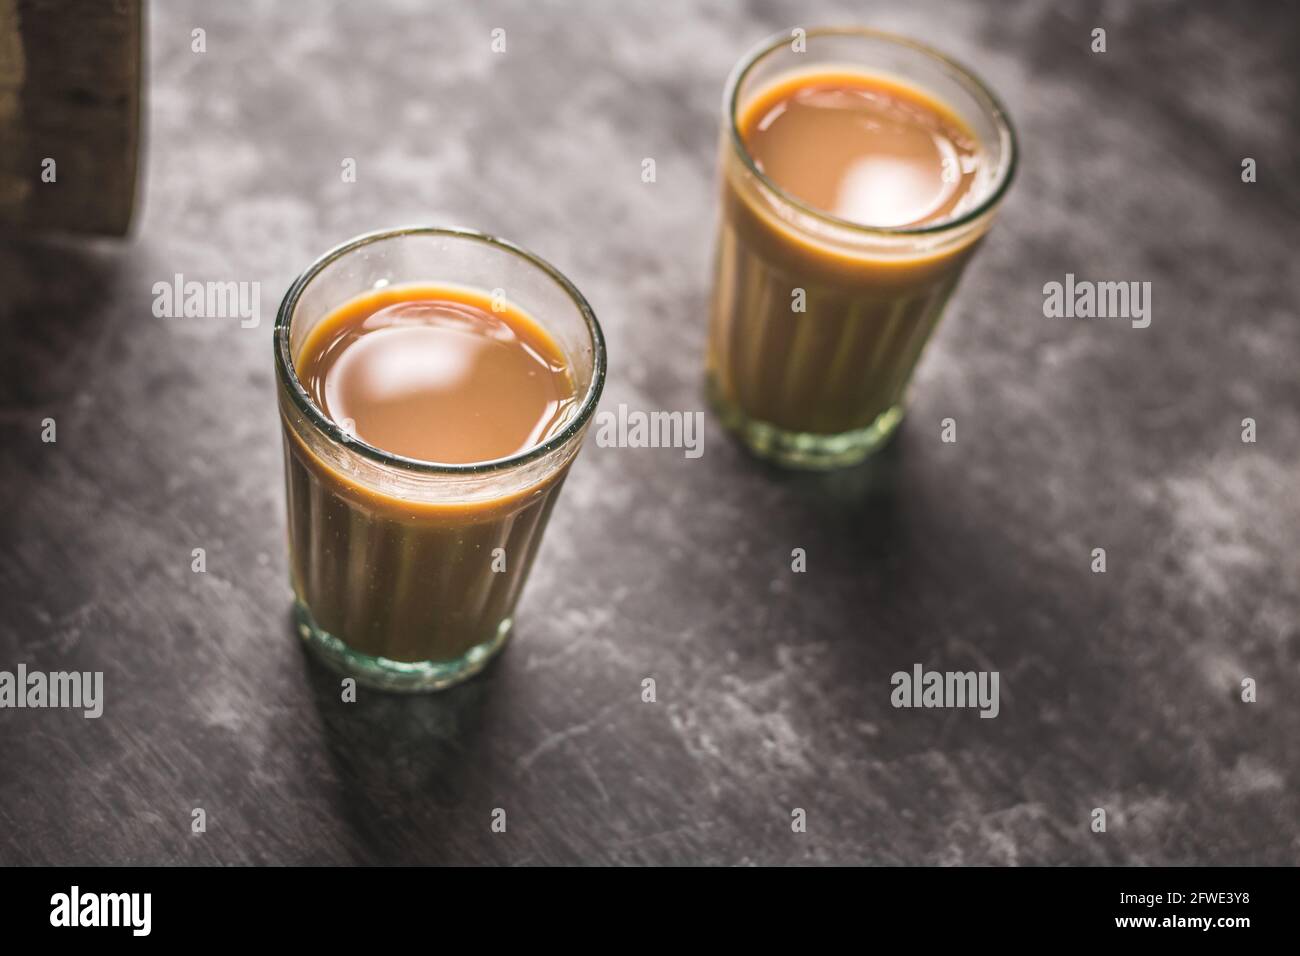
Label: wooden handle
xmin=0 ymin=0 xmax=142 ymax=236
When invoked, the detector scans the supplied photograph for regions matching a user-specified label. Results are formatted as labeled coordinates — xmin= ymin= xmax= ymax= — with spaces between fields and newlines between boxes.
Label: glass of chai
xmin=707 ymin=28 xmax=1017 ymax=468
xmin=274 ymin=227 xmax=606 ymax=691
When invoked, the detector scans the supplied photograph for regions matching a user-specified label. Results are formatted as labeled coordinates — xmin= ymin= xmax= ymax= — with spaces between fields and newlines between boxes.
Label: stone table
xmin=1 ymin=0 xmax=1296 ymax=865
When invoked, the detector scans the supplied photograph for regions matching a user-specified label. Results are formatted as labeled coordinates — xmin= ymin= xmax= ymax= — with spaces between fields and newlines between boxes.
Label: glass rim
xmin=273 ymin=225 xmax=608 ymax=477
xmin=724 ymin=26 xmax=1019 ymax=237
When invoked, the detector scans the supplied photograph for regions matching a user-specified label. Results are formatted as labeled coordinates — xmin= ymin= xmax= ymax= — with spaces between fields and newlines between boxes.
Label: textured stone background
xmin=0 ymin=0 xmax=1297 ymax=865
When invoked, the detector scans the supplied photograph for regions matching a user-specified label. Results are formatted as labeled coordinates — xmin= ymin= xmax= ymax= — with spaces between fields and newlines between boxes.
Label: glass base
xmin=294 ymin=600 xmax=513 ymax=693
xmin=707 ymin=374 xmax=904 ymax=470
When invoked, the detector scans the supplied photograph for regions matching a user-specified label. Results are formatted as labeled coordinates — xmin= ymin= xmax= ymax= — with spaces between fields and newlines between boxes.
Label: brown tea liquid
xmin=709 ymin=69 xmax=989 ymax=448
xmin=297 ymin=286 xmax=576 ymax=463
xmin=744 ymin=73 xmax=981 ymax=229
xmin=282 ymin=285 xmax=578 ymax=664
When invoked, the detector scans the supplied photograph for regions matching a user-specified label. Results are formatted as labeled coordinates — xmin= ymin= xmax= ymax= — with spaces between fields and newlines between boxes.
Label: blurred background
xmin=0 ymin=0 xmax=1297 ymax=865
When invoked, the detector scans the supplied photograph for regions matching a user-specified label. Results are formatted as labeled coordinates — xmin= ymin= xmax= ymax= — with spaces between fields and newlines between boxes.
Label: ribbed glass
xmin=274 ymin=227 xmax=606 ymax=691
xmin=706 ymin=28 xmax=1017 ymax=468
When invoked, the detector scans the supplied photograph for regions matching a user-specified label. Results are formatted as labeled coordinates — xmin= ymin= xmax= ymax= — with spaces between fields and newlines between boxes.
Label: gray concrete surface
xmin=0 ymin=0 xmax=1297 ymax=864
